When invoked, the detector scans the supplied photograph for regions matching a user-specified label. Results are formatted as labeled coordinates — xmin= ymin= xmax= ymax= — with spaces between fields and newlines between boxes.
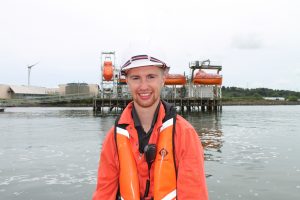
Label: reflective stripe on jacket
xmin=93 ymin=101 xmax=208 ymax=200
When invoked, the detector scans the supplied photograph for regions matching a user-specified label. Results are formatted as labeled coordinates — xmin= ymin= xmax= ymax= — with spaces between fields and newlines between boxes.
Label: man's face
xmin=126 ymin=66 xmax=165 ymax=109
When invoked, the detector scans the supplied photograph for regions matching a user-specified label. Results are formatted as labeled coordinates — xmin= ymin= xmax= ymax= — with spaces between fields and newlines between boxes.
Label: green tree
xmin=287 ymin=96 xmax=298 ymax=101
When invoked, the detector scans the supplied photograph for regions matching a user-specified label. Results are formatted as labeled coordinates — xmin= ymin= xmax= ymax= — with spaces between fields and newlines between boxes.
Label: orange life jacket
xmin=115 ymin=102 xmax=177 ymax=200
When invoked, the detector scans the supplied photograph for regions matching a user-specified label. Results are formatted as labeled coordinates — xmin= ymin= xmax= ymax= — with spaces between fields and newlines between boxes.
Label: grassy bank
xmin=222 ymin=97 xmax=300 ymax=105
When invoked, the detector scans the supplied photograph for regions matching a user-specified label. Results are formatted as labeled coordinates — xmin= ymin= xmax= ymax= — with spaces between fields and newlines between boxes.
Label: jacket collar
xmin=118 ymin=101 xmax=166 ymax=128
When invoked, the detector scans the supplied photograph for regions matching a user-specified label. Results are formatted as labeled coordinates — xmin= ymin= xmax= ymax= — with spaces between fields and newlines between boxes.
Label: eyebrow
xmin=128 ymin=74 xmax=140 ymax=79
xmin=128 ymin=73 xmax=159 ymax=78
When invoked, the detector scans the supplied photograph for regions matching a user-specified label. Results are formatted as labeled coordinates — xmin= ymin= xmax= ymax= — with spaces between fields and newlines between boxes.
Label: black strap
xmin=161 ymin=100 xmax=178 ymax=177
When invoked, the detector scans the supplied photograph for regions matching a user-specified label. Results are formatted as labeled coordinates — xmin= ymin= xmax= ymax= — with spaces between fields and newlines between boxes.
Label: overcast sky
xmin=1 ymin=0 xmax=299 ymax=91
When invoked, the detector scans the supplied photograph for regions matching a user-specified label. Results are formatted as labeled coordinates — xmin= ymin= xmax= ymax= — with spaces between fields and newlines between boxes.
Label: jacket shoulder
xmin=175 ymin=115 xmax=196 ymax=133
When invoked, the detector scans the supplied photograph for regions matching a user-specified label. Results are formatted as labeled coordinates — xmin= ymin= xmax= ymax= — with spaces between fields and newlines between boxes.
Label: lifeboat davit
xmin=165 ymin=74 xmax=186 ymax=85
xmin=118 ymin=78 xmax=126 ymax=85
xmin=193 ymin=70 xmax=222 ymax=85
xmin=103 ymin=61 xmax=114 ymax=81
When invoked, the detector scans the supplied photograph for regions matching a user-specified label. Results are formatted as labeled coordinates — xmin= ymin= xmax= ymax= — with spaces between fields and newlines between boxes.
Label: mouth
xmin=138 ymin=92 xmax=152 ymax=100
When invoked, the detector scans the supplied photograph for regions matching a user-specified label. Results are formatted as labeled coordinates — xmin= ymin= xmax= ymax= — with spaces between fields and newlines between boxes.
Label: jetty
xmin=93 ymin=97 xmax=222 ymax=113
xmin=93 ymin=52 xmax=223 ymax=114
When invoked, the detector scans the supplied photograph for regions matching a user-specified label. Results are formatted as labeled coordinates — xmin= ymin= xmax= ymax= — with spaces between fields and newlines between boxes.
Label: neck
xmin=134 ymin=100 xmax=160 ymax=132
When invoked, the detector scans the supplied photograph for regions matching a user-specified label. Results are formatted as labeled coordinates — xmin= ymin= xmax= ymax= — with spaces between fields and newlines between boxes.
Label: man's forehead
xmin=126 ymin=66 xmax=163 ymax=75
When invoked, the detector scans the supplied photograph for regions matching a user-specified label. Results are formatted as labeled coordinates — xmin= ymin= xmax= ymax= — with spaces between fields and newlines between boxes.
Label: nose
xmin=139 ymin=77 xmax=149 ymax=90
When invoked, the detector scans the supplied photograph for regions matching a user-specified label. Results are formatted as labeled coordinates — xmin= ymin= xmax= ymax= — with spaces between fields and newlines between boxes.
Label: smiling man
xmin=93 ymin=55 xmax=208 ymax=200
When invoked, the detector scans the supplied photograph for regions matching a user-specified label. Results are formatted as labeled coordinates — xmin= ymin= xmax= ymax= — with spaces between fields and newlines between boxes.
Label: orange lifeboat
xmin=165 ymin=74 xmax=186 ymax=85
xmin=193 ymin=70 xmax=222 ymax=85
xmin=103 ymin=61 xmax=114 ymax=81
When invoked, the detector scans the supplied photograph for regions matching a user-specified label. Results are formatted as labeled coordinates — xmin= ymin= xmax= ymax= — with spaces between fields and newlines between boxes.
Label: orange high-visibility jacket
xmin=92 ymin=102 xmax=208 ymax=200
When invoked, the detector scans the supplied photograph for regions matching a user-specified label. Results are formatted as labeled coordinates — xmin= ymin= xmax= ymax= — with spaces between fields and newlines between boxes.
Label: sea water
xmin=0 ymin=106 xmax=299 ymax=200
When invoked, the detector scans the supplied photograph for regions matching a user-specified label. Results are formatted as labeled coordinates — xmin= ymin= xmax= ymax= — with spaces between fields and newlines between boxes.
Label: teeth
xmin=140 ymin=93 xmax=150 ymax=96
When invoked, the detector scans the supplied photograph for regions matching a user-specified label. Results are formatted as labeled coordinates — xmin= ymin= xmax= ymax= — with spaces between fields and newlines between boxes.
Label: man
xmin=93 ymin=55 xmax=208 ymax=200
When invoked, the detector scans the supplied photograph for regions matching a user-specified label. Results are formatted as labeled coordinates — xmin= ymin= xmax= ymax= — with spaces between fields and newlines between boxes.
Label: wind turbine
xmin=27 ymin=62 xmax=38 ymax=86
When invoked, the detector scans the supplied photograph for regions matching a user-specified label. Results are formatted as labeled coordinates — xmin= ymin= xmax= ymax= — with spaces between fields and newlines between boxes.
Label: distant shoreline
xmin=222 ymin=99 xmax=300 ymax=106
xmin=2 ymin=99 xmax=300 ymax=107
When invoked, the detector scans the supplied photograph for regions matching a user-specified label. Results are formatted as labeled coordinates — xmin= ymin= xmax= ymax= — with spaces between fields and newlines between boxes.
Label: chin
xmin=135 ymin=97 xmax=159 ymax=108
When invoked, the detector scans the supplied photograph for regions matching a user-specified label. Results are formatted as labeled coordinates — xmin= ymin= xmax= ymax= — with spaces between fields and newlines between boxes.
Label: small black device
xmin=143 ymin=144 xmax=157 ymax=199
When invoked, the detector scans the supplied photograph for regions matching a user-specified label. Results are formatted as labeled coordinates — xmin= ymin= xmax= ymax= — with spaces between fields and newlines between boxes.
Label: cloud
xmin=231 ymin=33 xmax=263 ymax=50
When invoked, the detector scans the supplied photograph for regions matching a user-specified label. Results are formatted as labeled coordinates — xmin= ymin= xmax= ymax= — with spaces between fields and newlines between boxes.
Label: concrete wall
xmin=65 ymin=83 xmax=89 ymax=95
xmin=88 ymin=84 xmax=99 ymax=96
xmin=58 ymin=83 xmax=99 ymax=96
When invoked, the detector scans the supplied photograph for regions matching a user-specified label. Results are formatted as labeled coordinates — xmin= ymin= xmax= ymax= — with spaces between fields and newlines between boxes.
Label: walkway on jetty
xmin=93 ymin=97 xmax=222 ymax=113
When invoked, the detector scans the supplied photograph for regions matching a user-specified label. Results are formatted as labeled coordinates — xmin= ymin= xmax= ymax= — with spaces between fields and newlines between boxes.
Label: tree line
xmin=221 ymin=86 xmax=300 ymax=101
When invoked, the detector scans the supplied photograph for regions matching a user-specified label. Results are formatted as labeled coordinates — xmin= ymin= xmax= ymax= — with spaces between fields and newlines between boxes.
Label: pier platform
xmin=93 ymin=97 xmax=222 ymax=113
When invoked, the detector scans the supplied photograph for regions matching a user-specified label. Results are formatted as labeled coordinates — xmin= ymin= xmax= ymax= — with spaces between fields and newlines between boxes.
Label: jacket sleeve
xmin=92 ymin=127 xmax=119 ymax=200
xmin=175 ymin=116 xmax=209 ymax=200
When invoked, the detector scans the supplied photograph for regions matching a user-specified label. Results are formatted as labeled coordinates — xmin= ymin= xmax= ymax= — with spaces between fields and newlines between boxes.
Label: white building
xmin=263 ymin=97 xmax=285 ymax=101
xmin=0 ymin=83 xmax=100 ymax=99
xmin=0 ymin=84 xmax=49 ymax=99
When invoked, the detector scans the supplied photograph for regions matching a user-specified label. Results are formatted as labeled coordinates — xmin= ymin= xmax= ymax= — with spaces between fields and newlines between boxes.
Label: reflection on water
xmin=58 ymin=109 xmax=94 ymax=117
xmin=182 ymin=112 xmax=224 ymax=162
